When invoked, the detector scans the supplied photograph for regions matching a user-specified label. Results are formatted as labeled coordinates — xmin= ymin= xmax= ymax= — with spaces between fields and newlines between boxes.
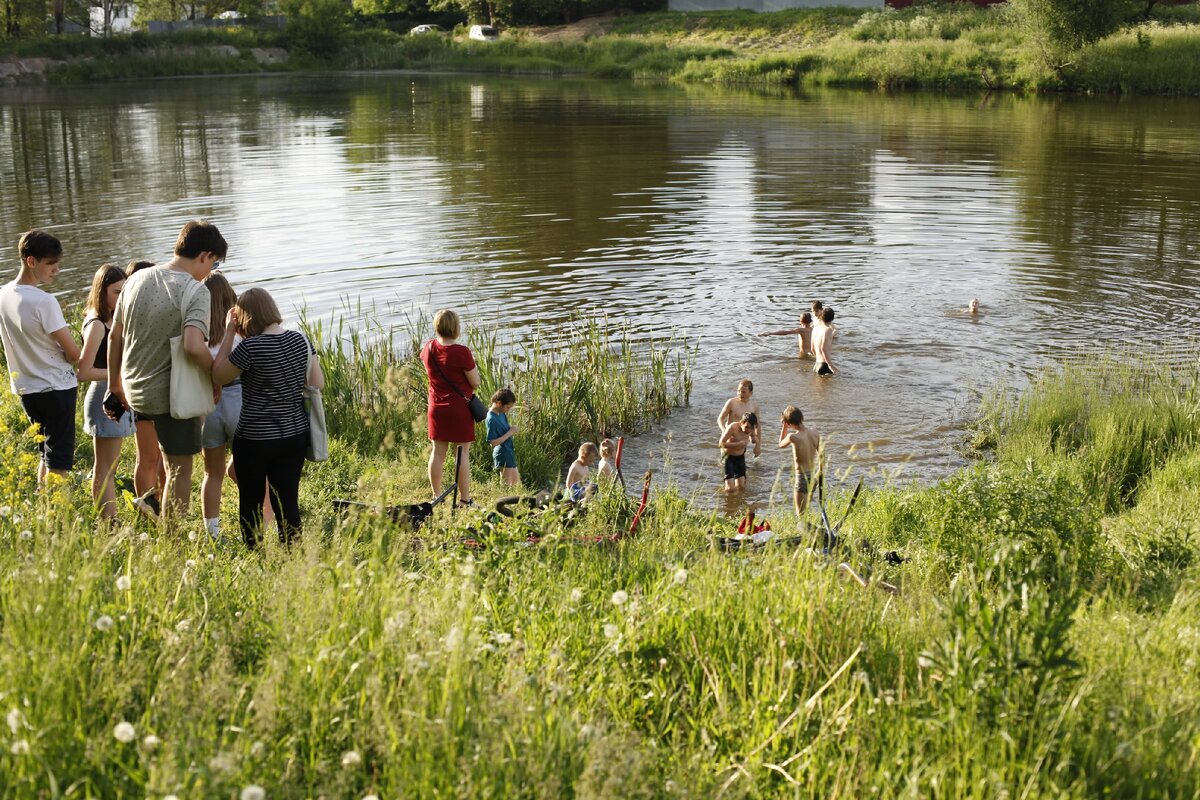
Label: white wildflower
xmin=251 ymin=741 xmax=265 ymax=757
xmin=113 ymin=721 xmax=136 ymax=743
xmin=115 ymin=575 xmax=131 ymax=591
xmin=6 ymin=708 xmax=22 ymax=734
xmin=444 ymin=626 xmax=463 ymax=651
xmin=185 ymin=559 xmax=197 ymax=569
xmin=603 ymin=624 xmax=619 ymax=639
xmin=0 ymin=505 xmax=10 ymax=516
xmin=165 ymin=796 xmax=180 ymax=800
xmin=142 ymin=734 xmax=161 ymax=750
xmin=209 ymin=752 xmax=237 ymax=774
xmin=19 ymin=530 xmax=32 ymax=541
xmin=240 ymin=786 xmax=266 ymax=800
xmin=341 ymin=749 xmax=362 ymax=768
xmin=95 ymin=615 xmax=114 ymax=632
xmin=10 ymin=739 xmax=30 ymax=755
xmin=673 ymin=568 xmax=688 ymax=585
xmin=187 ymin=531 xmax=197 ymax=542
xmin=611 ymin=590 xmax=628 ymax=606
xmin=494 ymin=632 xmax=513 ymax=645
xmin=570 ymin=588 xmax=583 ymax=603
xmin=175 ymin=619 xmax=192 ymax=633
xmin=363 ymin=795 xmax=380 ymax=800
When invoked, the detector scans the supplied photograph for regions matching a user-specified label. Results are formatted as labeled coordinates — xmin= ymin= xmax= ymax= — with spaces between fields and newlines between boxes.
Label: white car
xmin=409 ymin=24 xmax=446 ymax=35
xmin=468 ymin=24 xmax=499 ymax=41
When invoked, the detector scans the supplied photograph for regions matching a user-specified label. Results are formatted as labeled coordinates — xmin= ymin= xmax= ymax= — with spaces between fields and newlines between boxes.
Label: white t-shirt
xmin=0 ymin=281 xmax=77 ymax=395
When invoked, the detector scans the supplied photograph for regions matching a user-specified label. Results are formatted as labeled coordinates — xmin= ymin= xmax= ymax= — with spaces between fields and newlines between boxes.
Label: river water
xmin=2 ymin=74 xmax=1198 ymax=507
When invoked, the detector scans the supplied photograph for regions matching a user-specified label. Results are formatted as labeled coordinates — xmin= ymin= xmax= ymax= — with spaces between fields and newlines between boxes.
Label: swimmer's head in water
xmin=800 ymin=312 xmax=813 ymax=326
xmin=741 ymin=412 xmax=758 ymax=429
xmin=737 ymin=379 xmax=753 ymax=399
xmin=782 ymin=406 xmax=803 ymax=426
xmin=821 ymin=307 xmax=835 ymax=324
xmin=968 ymin=298 xmax=980 ymax=313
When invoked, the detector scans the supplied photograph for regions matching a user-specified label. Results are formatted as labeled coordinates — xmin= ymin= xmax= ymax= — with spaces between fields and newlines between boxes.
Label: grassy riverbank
xmin=1 ymin=314 xmax=1198 ymax=796
xmin=6 ymin=4 xmax=1200 ymax=94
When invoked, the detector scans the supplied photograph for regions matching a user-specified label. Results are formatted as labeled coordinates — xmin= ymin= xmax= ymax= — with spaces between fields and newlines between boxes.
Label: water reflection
xmin=2 ymin=76 xmax=1198 ymax=507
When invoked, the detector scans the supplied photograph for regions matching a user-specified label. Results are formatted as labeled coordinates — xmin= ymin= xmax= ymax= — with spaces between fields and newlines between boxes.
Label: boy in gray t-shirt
xmin=0 ymin=231 xmax=82 ymax=484
xmin=109 ymin=220 xmax=225 ymax=520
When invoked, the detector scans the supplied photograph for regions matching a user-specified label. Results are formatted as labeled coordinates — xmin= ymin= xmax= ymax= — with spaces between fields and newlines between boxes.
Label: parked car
xmin=468 ymin=24 xmax=499 ymax=41
xmin=409 ymin=24 xmax=446 ymax=35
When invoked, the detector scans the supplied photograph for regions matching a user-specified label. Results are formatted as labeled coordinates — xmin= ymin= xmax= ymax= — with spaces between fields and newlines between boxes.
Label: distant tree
xmin=280 ymin=0 xmax=350 ymax=53
xmin=353 ymin=0 xmax=423 ymax=14
xmin=1 ymin=0 xmax=43 ymax=37
xmin=1009 ymin=0 xmax=1126 ymax=53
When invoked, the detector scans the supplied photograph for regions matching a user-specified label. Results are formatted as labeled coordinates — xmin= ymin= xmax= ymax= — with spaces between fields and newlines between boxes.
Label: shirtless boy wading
xmin=717 ymin=379 xmax=761 ymax=458
xmin=719 ymin=413 xmax=757 ymax=493
xmin=779 ymin=406 xmax=821 ymax=515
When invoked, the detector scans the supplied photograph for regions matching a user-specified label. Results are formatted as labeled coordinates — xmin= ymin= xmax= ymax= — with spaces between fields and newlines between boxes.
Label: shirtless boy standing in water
xmin=778 ymin=406 xmax=821 ymax=515
xmin=812 ymin=307 xmax=837 ymax=376
xmin=717 ymin=379 xmax=761 ymax=457
xmin=719 ymin=413 xmax=757 ymax=492
xmin=758 ymin=312 xmax=814 ymax=358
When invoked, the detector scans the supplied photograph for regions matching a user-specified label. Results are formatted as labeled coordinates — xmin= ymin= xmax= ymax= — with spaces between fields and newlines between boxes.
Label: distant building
xmin=90 ymin=4 xmax=137 ymax=34
xmin=669 ymin=0 xmax=879 ymax=8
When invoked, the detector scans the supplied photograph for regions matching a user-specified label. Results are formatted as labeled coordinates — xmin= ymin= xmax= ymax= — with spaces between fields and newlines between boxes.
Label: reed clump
xmin=302 ymin=312 xmax=693 ymax=488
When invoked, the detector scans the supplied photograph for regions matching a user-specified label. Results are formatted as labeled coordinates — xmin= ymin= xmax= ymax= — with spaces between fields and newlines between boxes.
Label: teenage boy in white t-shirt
xmin=0 ymin=231 xmax=82 ymax=484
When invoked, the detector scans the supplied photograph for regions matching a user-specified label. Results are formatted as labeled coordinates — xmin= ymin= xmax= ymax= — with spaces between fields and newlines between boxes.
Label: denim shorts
xmin=83 ymin=380 xmax=135 ymax=439
xmin=202 ymin=383 xmax=242 ymax=449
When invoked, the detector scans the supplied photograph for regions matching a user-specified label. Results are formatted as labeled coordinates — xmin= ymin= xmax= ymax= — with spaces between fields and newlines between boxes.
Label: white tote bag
xmin=169 ymin=279 xmax=216 ymax=420
xmin=303 ymin=339 xmax=329 ymax=462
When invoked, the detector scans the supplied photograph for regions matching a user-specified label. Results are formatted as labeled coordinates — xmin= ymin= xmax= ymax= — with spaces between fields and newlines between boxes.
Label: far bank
xmin=3 ymin=4 xmax=1200 ymax=95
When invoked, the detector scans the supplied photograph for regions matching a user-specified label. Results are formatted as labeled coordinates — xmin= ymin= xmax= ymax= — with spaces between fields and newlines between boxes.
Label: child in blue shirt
xmin=486 ymin=387 xmax=520 ymax=487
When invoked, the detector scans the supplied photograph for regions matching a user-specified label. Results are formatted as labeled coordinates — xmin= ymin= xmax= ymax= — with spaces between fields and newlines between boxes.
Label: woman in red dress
xmin=420 ymin=309 xmax=481 ymax=506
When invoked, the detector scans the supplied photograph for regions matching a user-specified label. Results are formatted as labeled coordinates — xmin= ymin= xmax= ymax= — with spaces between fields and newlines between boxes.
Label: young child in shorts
xmin=0 ymin=231 xmax=81 ymax=485
xmin=719 ymin=412 xmax=757 ymax=493
xmin=565 ymin=442 xmax=599 ymax=501
xmin=597 ymin=438 xmax=617 ymax=480
xmin=486 ymin=387 xmax=520 ymax=487
xmin=778 ymin=406 xmax=821 ymax=516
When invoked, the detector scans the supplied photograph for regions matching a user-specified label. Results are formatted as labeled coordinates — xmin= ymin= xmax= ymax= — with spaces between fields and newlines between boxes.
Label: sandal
xmin=456 ymin=499 xmax=479 ymax=509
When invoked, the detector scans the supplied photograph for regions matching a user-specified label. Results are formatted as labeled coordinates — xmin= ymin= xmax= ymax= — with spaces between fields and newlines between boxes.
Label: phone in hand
xmin=102 ymin=391 xmax=127 ymax=420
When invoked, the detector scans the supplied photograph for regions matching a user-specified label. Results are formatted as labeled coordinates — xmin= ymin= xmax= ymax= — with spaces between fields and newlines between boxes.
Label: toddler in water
xmin=486 ymin=387 xmax=520 ymax=487
xmin=597 ymin=438 xmax=617 ymax=480
xmin=565 ymin=442 xmax=599 ymax=501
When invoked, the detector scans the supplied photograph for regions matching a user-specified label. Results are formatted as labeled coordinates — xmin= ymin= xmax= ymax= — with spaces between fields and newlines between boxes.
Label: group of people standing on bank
xmin=2 ymin=219 xmax=886 ymax=539
xmin=0 ymin=221 xmax=324 ymax=547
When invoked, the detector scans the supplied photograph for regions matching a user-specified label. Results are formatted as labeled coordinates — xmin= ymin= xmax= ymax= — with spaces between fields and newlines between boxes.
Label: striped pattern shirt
xmin=229 ymin=330 xmax=313 ymax=441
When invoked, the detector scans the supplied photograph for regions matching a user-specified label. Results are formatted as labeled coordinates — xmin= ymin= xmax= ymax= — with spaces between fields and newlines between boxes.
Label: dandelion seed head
xmin=113 ymin=721 xmax=136 ymax=743
xmin=570 ymin=588 xmax=583 ymax=603
xmin=115 ymin=575 xmax=131 ymax=591
xmin=673 ymin=568 xmax=688 ymax=585
xmin=94 ymin=615 xmax=114 ymax=632
xmin=611 ymin=590 xmax=628 ymax=606
xmin=494 ymin=632 xmax=513 ymax=645
xmin=18 ymin=530 xmax=32 ymax=541
xmin=341 ymin=749 xmax=362 ymax=768
xmin=142 ymin=734 xmax=161 ymax=750
xmin=10 ymin=739 xmax=29 ymax=755
xmin=185 ymin=559 xmax=197 ymax=569
xmin=603 ymin=623 xmax=619 ymax=639
xmin=7 ymin=708 xmax=22 ymax=734
xmin=240 ymin=785 xmax=266 ymax=800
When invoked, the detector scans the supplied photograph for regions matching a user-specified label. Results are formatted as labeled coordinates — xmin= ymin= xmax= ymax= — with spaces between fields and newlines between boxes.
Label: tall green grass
xmin=975 ymin=353 xmax=1200 ymax=513
xmin=1 ymin=346 xmax=1199 ymax=796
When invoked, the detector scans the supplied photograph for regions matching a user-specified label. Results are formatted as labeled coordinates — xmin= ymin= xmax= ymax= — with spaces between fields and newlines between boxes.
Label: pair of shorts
xmin=83 ymin=380 xmax=135 ymax=439
xmin=141 ymin=412 xmax=202 ymax=457
xmin=723 ymin=453 xmax=747 ymax=480
xmin=202 ymin=383 xmax=242 ymax=449
xmin=20 ymin=387 xmax=77 ymax=471
xmin=794 ymin=471 xmax=813 ymax=496
xmin=493 ymin=443 xmax=517 ymax=470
